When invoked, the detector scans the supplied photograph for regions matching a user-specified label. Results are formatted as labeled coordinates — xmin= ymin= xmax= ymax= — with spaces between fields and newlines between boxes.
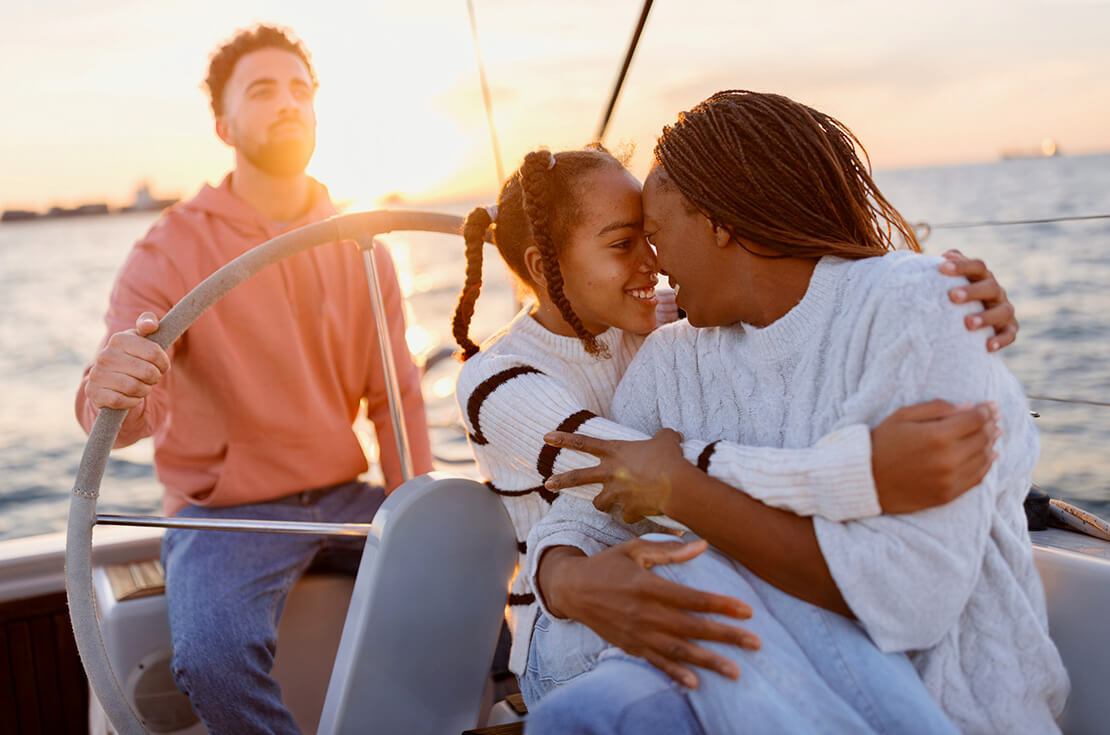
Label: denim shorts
xmin=519 ymin=610 xmax=614 ymax=707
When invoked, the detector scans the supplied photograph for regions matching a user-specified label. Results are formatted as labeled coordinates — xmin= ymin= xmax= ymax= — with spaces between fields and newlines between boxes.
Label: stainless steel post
xmin=357 ymin=236 xmax=414 ymax=484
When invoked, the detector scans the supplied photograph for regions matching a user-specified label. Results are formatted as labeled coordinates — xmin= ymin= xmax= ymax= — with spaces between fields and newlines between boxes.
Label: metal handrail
xmin=96 ymin=514 xmax=373 ymax=538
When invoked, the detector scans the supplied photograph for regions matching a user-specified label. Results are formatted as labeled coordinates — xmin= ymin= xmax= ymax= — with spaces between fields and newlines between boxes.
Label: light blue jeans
xmin=161 ymin=480 xmax=385 ymax=735
xmin=523 ymin=534 xmax=957 ymax=735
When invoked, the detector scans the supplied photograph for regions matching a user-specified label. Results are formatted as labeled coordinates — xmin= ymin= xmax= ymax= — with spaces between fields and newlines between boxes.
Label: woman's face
xmin=642 ymin=167 xmax=730 ymax=327
xmin=556 ymin=165 xmax=660 ymax=336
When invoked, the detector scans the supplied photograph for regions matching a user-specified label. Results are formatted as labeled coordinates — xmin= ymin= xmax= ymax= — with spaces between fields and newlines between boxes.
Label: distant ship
xmin=1001 ymin=138 xmax=1062 ymax=161
xmin=119 ymin=182 xmax=179 ymax=213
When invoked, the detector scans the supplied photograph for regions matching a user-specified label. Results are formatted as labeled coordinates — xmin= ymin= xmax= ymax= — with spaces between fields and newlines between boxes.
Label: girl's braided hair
xmin=452 ymin=145 xmax=623 ymax=359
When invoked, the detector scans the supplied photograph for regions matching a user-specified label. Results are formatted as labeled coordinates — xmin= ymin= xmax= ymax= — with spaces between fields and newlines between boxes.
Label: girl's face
xmin=557 ymin=166 xmax=660 ymax=337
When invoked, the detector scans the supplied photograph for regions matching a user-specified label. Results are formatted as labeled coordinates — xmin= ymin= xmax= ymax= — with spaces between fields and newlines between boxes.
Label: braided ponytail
xmin=452 ymin=206 xmax=493 ymax=360
xmin=520 ymin=150 xmax=605 ymax=357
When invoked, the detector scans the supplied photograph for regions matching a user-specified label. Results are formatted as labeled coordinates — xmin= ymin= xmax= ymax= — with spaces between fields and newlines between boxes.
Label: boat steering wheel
xmin=66 ymin=211 xmax=469 ymax=734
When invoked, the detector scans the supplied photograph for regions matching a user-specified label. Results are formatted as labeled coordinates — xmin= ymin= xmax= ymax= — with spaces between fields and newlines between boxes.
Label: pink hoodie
xmin=76 ymin=175 xmax=432 ymax=515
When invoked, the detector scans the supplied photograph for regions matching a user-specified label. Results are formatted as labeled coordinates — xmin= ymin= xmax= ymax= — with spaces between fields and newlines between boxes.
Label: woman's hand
xmin=939 ymin=250 xmax=1018 ymax=352
xmin=536 ymin=539 xmax=759 ymax=689
xmin=872 ymin=400 xmax=1000 ymax=513
xmin=543 ymin=428 xmax=693 ymax=522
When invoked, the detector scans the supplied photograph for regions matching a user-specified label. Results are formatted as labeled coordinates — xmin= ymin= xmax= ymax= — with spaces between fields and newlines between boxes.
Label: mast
xmin=595 ymin=0 xmax=654 ymax=142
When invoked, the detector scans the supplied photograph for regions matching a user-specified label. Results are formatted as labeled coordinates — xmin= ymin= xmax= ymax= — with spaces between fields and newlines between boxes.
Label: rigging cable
xmin=916 ymin=212 xmax=1110 ymax=241
xmin=595 ymin=0 xmax=654 ymax=143
xmin=466 ymin=0 xmax=505 ymax=185
xmin=1027 ymin=395 xmax=1110 ymax=409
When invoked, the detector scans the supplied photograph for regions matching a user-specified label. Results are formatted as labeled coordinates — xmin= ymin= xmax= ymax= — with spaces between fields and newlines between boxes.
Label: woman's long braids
xmin=654 ymin=90 xmax=921 ymax=259
xmin=451 ymin=145 xmax=620 ymax=360
xmin=452 ymin=206 xmax=492 ymax=359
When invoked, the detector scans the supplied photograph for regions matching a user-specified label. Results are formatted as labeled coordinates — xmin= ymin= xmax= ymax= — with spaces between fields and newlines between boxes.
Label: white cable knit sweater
xmin=527 ymin=253 xmax=1069 ymax=734
xmin=455 ymin=308 xmax=881 ymax=676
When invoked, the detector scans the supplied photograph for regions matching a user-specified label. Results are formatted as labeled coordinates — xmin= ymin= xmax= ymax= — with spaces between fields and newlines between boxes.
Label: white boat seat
xmin=91 ymin=559 xmax=356 ymax=733
xmin=90 ymin=471 xmax=515 ymax=734
xmin=1032 ymin=530 xmax=1110 ymax=735
xmin=319 ymin=472 xmax=517 ymax=734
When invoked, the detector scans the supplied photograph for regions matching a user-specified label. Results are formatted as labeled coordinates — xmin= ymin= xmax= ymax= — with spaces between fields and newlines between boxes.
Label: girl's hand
xmin=654 ymin=286 xmax=680 ymax=329
xmin=536 ymin=539 xmax=759 ymax=689
xmin=543 ymin=428 xmax=693 ymax=523
xmin=939 ymin=250 xmax=1018 ymax=352
xmin=872 ymin=400 xmax=1000 ymax=513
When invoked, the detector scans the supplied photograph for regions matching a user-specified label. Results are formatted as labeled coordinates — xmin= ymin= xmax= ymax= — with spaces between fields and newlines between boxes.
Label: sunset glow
xmin=2 ymin=0 xmax=1108 ymax=210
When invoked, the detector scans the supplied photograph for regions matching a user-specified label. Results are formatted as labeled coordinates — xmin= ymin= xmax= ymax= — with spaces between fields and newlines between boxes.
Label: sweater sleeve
xmin=812 ymin=272 xmax=1037 ymax=653
xmin=363 ymin=243 xmax=433 ymax=491
xmin=456 ymin=350 xmax=669 ymax=618
xmin=614 ymin=329 xmax=882 ymax=521
xmin=74 ymin=236 xmax=188 ymax=448
xmin=454 ymin=352 xmax=661 ymax=503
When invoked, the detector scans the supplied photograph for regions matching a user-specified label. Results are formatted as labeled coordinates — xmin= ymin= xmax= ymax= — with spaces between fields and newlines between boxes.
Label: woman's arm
xmin=548 ymin=271 xmax=1026 ymax=639
xmin=459 ymin=351 xmax=935 ymax=523
xmin=539 ymin=429 xmax=857 ymax=616
xmin=545 ymin=399 xmax=999 ymax=518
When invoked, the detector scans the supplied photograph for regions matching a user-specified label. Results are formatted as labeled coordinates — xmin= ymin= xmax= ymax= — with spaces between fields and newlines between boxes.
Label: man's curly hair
xmin=204 ymin=24 xmax=318 ymax=117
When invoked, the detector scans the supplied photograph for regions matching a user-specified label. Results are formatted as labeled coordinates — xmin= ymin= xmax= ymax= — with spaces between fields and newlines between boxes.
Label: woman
xmin=528 ymin=91 xmax=1068 ymax=734
xmin=450 ymin=144 xmax=1019 ymax=699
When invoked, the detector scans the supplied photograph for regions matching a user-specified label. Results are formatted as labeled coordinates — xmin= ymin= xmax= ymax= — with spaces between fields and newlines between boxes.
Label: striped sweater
xmin=455 ymin=309 xmax=882 ymax=675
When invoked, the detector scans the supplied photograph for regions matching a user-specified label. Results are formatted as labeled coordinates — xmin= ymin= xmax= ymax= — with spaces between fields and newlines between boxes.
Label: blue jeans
xmin=523 ymin=534 xmax=956 ymax=735
xmin=161 ymin=480 xmax=385 ymax=735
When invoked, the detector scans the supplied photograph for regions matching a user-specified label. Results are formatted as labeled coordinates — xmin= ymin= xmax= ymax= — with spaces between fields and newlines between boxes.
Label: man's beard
xmin=243 ymin=135 xmax=315 ymax=177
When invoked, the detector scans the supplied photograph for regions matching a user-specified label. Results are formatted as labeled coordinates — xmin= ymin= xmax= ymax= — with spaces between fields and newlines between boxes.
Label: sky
xmin=1 ymin=0 xmax=1108 ymax=210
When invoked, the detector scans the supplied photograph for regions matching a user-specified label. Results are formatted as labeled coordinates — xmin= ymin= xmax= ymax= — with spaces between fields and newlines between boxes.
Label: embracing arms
xmin=531 ymin=253 xmax=1023 ymax=682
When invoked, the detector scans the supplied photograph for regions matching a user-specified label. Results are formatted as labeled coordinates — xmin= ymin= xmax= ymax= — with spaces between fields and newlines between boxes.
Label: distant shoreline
xmin=1 ymin=199 xmax=178 ymax=225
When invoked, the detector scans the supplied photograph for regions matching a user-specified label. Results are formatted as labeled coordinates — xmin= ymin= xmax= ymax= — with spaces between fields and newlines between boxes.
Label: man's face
xmin=217 ymin=48 xmax=316 ymax=176
xmin=642 ymin=167 xmax=734 ymax=327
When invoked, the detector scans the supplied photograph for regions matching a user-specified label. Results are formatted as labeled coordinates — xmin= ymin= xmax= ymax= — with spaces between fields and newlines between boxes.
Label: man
xmin=76 ymin=25 xmax=433 ymax=733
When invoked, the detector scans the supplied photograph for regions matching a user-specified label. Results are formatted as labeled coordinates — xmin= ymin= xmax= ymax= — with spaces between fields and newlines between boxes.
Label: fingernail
xmin=745 ymin=635 xmax=762 ymax=650
xmin=683 ymin=673 xmax=698 ymax=689
xmin=724 ymin=664 xmax=740 ymax=679
xmin=544 ymin=433 xmax=561 ymax=445
xmin=968 ymin=316 xmax=982 ymax=328
xmin=951 ymin=288 xmax=967 ymax=302
xmin=940 ymin=261 xmax=957 ymax=273
xmin=988 ymin=340 xmax=999 ymax=351
xmin=544 ymin=479 xmax=557 ymax=490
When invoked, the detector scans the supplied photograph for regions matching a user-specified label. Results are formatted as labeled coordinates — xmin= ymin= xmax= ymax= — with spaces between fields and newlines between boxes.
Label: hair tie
xmin=484 ymin=205 xmax=498 ymax=222
xmin=547 ymin=152 xmax=556 ymax=170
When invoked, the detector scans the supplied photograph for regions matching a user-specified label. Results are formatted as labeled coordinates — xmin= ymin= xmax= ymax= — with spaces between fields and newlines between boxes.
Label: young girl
xmin=451 ymin=145 xmax=1019 ymax=693
xmin=526 ymin=92 xmax=1067 ymax=734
